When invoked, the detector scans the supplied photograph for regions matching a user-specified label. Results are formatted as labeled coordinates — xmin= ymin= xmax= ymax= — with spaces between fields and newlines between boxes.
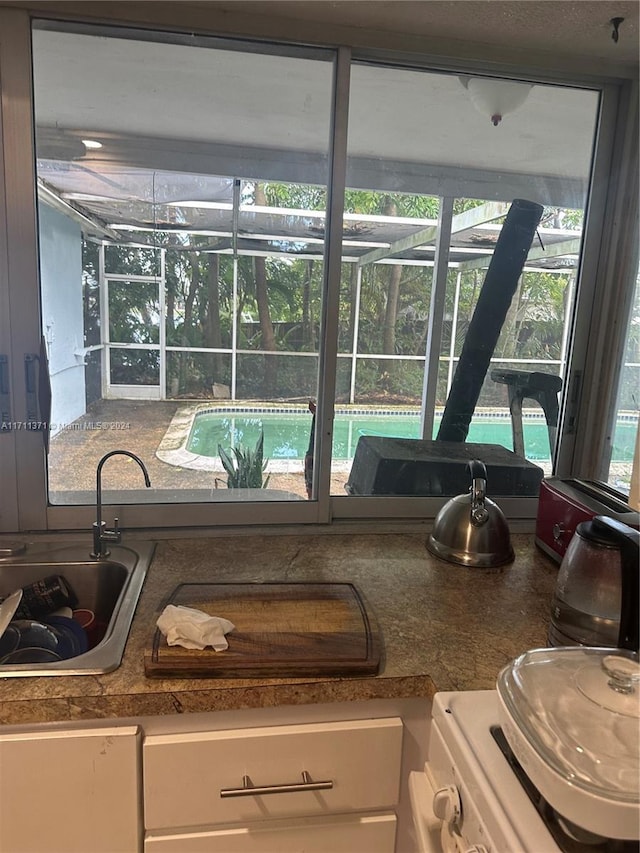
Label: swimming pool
xmin=156 ymin=406 xmax=637 ymax=473
xmin=187 ymin=410 xmax=552 ymax=463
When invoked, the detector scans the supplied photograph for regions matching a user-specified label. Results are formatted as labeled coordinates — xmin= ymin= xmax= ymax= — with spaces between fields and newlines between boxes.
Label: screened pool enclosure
xmin=74 ymin=196 xmax=582 ymax=409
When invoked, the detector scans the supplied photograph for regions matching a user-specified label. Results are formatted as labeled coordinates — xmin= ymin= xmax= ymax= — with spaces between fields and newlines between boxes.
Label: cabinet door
xmin=144 ymin=717 xmax=403 ymax=831
xmin=0 ymin=725 xmax=141 ymax=853
xmin=145 ymin=813 xmax=397 ymax=853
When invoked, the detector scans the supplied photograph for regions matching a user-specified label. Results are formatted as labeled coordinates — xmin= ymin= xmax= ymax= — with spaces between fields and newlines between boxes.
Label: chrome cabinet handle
xmin=220 ymin=770 xmax=333 ymax=798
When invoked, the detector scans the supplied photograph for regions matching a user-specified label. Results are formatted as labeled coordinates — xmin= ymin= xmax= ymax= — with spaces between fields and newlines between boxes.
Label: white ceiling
xmin=7 ymin=0 xmax=640 ymax=64
xmin=203 ymin=0 xmax=639 ymax=66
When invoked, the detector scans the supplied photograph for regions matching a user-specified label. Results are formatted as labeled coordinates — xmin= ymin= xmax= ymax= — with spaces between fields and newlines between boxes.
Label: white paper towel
xmin=156 ymin=604 xmax=235 ymax=651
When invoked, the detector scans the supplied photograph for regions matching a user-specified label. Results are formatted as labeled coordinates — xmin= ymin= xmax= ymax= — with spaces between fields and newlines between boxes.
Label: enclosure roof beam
xmin=357 ymin=224 xmax=438 ymax=267
xmin=448 ymin=200 xmax=510 ymax=234
xmin=525 ymin=237 xmax=582 ymax=263
xmin=457 ymin=236 xmax=582 ymax=270
xmin=37 ymin=180 xmax=120 ymax=240
xmin=357 ymin=199 xmax=509 ymax=268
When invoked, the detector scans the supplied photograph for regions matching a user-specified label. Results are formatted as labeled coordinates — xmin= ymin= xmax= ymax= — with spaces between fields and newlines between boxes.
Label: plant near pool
xmin=218 ymin=431 xmax=271 ymax=489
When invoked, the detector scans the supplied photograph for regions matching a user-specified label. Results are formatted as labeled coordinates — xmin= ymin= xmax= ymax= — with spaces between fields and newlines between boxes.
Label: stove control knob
xmin=433 ymin=785 xmax=461 ymax=827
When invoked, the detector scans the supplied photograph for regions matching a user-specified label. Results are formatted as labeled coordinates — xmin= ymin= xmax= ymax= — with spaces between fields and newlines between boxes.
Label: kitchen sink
xmin=0 ymin=540 xmax=155 ymax=677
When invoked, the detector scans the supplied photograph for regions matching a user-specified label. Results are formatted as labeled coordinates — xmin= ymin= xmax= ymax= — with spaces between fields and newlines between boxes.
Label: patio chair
xmin=490 ymin=368 xmax=563 ymax=457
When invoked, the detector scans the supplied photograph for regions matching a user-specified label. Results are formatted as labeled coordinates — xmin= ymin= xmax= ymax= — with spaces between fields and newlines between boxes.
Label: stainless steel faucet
xmin=92 ymin=450 xmax=151 ymax=559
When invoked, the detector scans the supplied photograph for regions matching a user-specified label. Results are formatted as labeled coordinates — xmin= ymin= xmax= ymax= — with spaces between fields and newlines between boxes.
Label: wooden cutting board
xmin=144 ymin=582 xmax=381 ymax=678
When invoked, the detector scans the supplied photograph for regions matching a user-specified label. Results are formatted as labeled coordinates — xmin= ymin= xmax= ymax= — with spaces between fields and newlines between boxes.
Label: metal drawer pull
xmin=220 ymin=771 xmax=333 ymax=798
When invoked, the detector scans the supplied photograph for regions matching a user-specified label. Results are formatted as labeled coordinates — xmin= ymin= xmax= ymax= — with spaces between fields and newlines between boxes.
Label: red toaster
xmin=535 ymin=476 xmax=640 ymax=563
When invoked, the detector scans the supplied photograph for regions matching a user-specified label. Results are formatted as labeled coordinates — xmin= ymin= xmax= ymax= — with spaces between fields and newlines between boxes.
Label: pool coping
xmin=156 ymin=403 xmax=333 ymax=474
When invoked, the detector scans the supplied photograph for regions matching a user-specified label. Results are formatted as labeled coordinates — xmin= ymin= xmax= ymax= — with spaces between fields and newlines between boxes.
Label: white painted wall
xmin=38 ymin=203 xmax=86 ymax=436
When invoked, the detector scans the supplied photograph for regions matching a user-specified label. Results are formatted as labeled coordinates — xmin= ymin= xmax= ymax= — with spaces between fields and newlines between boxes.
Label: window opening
xmin=28 ymin=21 xmax=608 ymax=518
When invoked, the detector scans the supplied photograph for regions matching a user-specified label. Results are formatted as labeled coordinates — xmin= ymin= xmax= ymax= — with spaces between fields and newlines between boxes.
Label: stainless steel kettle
xmin=549 ymin=515 xmax=640 ymax=652
xmin=426 ymin=459 xmax=515 ymax=568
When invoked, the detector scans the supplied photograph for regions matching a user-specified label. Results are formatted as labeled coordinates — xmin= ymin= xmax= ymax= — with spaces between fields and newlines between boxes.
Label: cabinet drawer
xmin=143 ymin=717 xmax=402 ymax=831
xmin=145 ymin=813 xmax=397 ymax=853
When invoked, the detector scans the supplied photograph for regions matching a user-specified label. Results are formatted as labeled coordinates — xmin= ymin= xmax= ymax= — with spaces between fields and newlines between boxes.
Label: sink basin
xmin=0 ymin=540 xmax=155 ymax=677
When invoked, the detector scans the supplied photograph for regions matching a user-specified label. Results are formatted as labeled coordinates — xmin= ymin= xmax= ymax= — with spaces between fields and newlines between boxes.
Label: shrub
xmin=218 ymin=431 xmax=270 ymax=489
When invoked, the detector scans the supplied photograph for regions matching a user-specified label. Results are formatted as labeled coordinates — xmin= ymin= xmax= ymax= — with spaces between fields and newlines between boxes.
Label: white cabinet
xmin=145 ymin=813 xmax=397 ymax=852
xmin=0 ymin=725 xmax=141 ymax=853
xmin=1 ymin=703 xmax=422 ymax=853
xmin=143 ymin=717 xmax=403 ymax=852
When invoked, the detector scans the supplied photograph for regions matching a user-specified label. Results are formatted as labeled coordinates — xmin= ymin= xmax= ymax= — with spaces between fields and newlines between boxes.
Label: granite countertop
xmin=0 ymin=532 xmax=558 ymax=726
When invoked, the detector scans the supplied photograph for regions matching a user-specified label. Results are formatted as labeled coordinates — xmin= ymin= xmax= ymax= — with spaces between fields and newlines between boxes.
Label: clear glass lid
xmin=497 ymin=647 xmax=640 ymax=803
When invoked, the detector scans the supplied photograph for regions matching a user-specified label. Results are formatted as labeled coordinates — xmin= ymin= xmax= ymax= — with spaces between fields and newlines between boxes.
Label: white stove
xmin=409 ymin=691 xmax=636 ymax=853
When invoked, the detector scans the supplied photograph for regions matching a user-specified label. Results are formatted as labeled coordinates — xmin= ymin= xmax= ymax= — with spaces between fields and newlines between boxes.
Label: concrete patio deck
xmin=48 ymin=399 xmax=349 ymax=501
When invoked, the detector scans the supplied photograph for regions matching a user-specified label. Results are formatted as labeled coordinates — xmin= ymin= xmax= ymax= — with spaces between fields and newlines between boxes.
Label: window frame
xmin=556 ymin=78 xmax=639 ymax=483
xmin=0 ymin=6 xmax=637 ymax=534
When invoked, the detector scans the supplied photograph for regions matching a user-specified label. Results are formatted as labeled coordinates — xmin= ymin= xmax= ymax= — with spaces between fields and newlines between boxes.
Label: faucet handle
xmin=103 ymin=517 xmax=122 ymax=543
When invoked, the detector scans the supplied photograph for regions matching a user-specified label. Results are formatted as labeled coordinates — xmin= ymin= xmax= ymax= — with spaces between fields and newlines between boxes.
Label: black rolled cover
xmin=436 ymin=198 xmax=544 ymax=443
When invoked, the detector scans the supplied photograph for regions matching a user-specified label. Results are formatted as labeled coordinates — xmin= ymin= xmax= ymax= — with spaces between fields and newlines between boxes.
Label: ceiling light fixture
xmin=459 ymin=77 xmax=533 ymax=127
xmin=82 ymin=139 xmax=103 ymax=149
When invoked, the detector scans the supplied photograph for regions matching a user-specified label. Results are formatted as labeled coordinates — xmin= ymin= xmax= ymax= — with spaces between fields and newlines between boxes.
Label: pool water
xmin=187 ymin=411 xmax=600 ymax=463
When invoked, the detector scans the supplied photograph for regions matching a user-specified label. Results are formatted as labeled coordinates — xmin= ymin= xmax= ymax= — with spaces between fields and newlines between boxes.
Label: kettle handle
xmin=467 ymin=459 xmax=488 ymax=481
xmin=592 ymin=516 xmax=640 ymax=652
xmin=467 ymin=460 xmax=489 ymax=526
